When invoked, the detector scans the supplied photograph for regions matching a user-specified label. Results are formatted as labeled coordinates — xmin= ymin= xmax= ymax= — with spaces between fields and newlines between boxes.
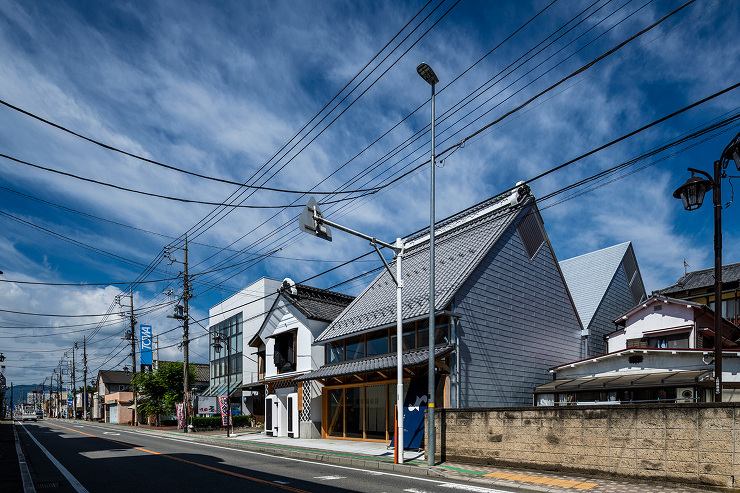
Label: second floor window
xmin=274 ymin=331 xmax=296 ymax=373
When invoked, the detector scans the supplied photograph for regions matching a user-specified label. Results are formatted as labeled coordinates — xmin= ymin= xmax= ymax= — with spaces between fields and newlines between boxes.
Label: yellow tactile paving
xmin=483 ymin=471 xmax=599 ymax=490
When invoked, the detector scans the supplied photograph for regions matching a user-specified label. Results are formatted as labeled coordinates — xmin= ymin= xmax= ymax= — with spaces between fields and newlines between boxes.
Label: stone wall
xmin=436 ymin=404 xmax=740 ymax=489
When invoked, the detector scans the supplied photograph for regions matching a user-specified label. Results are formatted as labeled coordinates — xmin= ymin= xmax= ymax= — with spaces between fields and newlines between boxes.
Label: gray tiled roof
xmin=657 ymin=262 xmax=740 ymax=295
xmin=559 ymin=242 xmax=631 ymax=329
xmin=294 ymin=345 xmax=454 ymax=381
xmin=315 ymin=191 xmax=531 ymax=342
xmin=282 ymin=282 xmax=355 ymax=322
xmin=98 ymin=370 xmax=131 ymax=385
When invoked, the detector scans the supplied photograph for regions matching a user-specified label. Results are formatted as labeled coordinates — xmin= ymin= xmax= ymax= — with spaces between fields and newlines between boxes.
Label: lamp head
xmin=673 ymin=171 xmax=713 ymax=211
xmin=416 ymin=62 xmax=438 ymax=85
xmin=213 ymin=338 xmax=223 ymax=354
xmin=0 ymin=353 xmax=4 ymax=363
xmin=123 ymin=366 xmax=130 ymax=376
xmin=723 ymin=139 xmax=740 ymax=172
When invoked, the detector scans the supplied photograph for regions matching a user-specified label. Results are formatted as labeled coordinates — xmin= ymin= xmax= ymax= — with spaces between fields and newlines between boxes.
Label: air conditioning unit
xmin=676 ymin=387 xmax=695 ymax=403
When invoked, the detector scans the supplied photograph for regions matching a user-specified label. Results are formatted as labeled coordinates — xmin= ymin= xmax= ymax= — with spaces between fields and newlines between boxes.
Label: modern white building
xmin=206 ymin=277 xmax=282 ymax=419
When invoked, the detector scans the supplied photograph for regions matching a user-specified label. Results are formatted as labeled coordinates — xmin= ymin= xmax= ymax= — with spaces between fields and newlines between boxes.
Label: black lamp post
xmin=213 ymin=331 xmax=232 ymax=437
xmin=673 ymin=131 xmax=740 ymax=402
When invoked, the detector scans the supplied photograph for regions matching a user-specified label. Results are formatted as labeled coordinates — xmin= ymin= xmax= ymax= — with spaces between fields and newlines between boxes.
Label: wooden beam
xmin=435 ymin=359 xmax=450 ymax=373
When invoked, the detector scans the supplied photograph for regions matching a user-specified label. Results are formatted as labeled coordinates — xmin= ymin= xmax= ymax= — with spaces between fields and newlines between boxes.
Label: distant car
xmin=36 ymin=411 xmax=43 ymax=420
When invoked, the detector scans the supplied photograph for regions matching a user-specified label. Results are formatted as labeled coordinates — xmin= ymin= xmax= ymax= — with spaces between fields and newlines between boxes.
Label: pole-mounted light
xmin=672 ymin=130 xmax=740 ymax=403
xmin=417 ymin=61 xmax=439 ymax=467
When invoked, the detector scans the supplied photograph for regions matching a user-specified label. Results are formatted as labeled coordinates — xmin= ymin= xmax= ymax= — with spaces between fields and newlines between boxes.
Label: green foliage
xmin=131 ymin=362 xmax=198 ymax=421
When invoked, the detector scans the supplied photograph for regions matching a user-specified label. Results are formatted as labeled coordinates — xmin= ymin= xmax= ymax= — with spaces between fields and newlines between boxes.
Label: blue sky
xmin=0 ymin=0 xmax=738 ymax=386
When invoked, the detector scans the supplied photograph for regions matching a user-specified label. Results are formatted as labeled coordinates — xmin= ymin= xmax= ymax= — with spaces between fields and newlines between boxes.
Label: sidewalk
xmin=0 ymin=419 xmax=23 ymax=491
xmin=124 ymin=424 xmax=718 ymax=493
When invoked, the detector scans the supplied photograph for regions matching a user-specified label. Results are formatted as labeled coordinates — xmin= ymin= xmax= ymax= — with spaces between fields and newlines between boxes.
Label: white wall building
xmin=206 ymin=277 xmax=282 ymax=417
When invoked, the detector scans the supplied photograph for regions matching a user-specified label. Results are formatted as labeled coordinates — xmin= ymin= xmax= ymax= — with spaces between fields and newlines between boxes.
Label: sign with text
xmin=218 ymin=395 xmax=231 ymax=426
xmin=139 ymin=325 xmax=153 ymax=370
xmin=175 ymin=402 xmax=185 ymax=429
xmin=197 ymin=396 xmax=217 ymax=415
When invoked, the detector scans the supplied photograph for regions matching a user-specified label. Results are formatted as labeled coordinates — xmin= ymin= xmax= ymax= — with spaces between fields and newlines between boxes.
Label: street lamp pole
xmin=673 ymin=131 xmax=740 ymax=402
xmin=298 ymin=198 xmax=407 ymax=463
xmin=417 ymin=61 xmax=439 ymax=467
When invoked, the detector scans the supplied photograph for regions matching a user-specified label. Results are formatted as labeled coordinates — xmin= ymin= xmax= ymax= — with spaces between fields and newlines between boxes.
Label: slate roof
xmin=315 ymin=189 xmax=533 ymax=343
xmin=613 ymin=294 xmax=707 ymax=324
xmin=559 ymin=242 xmax=632 ymax=329
xmin=294 ymin=345 xmax=454 ymax=382
xmin=657 ymin=262 xmax=740 ymax=295
xmin=97 ymin=370 xmax=131 ymax=385
xmin=280 ymin=282 xmax=355 ymax=322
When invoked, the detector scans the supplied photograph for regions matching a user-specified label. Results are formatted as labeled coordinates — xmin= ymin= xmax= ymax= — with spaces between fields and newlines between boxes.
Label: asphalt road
xmin=14 ymin=419 xmax=531 ymax=493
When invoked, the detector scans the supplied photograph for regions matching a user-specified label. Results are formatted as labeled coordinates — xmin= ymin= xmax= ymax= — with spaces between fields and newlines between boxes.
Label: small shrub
xmin=161 ymin=419 xmax=178 ymax=427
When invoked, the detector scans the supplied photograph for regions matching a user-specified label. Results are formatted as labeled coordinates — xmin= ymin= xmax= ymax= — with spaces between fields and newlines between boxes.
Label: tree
xmin=132 ymin=362 xmax=197 ymax=425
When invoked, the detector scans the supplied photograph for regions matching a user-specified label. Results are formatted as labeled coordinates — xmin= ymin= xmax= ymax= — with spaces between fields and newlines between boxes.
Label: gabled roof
xmin=280 ymin=281 xmax=355 ymax=323
xmin=97 ymin=370 xmax=131 ymax=385
xmin=613 ymin=294 xmax=707 ymax=325
xmin=315 ymin=187 xmax=533 ymax=343
xmin=559 ymin=242 xmax=635 ymax=329
xmin=657 ymin=262 xmax=740 ymax=295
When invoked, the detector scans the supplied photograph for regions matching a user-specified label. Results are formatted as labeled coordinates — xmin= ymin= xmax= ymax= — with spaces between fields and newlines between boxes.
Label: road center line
xmin=45 ymin=421 xmax=310 ymax=493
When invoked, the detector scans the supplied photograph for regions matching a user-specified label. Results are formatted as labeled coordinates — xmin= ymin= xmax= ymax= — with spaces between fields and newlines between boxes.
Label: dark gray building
xmin=299 ymin=185 xmax=583 ymax=441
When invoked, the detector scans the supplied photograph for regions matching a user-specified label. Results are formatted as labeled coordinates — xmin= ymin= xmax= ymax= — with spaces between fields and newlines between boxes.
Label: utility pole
xmin=83 ymin=337 xmax=88 ymax=421
xmin=129 ymin=288 xmax=138 ymax=426
xmin=72 ymin=343 xmax=77 ymax=419
xmin=183 ymin=236 xmax=190 ymax=432
xmin=165 ymin=235 xmax=191 ymax=432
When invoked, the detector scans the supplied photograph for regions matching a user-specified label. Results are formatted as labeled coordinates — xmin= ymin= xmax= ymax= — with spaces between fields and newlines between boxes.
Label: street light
xmin=299 ymin=197 xmax=407 ymax=464
xmin=417 ymin=61 xmax=438 ymax=467
xmin=213 ymin=331 xmax=233 ymax=438
xmin=673 ymin=130 xmax=740 ymax=402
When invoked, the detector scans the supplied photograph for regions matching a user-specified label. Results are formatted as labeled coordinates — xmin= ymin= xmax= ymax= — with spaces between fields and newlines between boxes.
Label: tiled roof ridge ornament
xmin=281 ymin=277 xmax=298 ymax=296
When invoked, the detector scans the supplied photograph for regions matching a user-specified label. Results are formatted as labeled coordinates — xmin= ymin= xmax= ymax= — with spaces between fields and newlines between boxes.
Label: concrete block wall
xmin=436 ymin=404 xmax=740 ymax=489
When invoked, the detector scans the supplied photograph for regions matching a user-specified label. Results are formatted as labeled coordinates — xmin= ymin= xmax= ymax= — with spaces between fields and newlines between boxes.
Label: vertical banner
xmin=139 ymin=325 xmax=153 ymax=372
xmin=218 ymin=395 xmax=231 ymax=426
xmin=175 ymin=402 xmax=185 ymax=429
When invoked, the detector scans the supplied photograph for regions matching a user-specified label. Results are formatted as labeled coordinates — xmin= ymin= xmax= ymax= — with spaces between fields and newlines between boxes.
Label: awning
xmin=295 ymin=345 xmax=454 ymax=382
xmin=534 ymin=370 xmax=713 ymax=394
xmin=200 ymin=380 xmax=242 ymax=397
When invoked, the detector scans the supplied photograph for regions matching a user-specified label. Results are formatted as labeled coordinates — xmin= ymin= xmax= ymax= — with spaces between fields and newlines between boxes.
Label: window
xmin=326 ymin=341 xmax=344 ymax=364
xmin=257 ymin=350 xmax=266 ymax=379
xmin=366 ymin=330 xmax=388 ymax=356
xmin=274 ymin=331 xmax=296 ymax=373
xmin=345 ymin=336 xmax=365 ymax=360
xmin=647 ymin=332 xmax=689 ymax=349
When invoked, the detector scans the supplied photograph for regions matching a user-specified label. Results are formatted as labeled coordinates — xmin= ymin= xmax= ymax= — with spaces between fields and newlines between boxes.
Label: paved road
xmin=14 ymin=419 xmax=532 ymax=493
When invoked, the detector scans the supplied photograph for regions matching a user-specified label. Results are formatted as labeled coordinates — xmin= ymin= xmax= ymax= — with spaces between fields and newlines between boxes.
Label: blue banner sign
xmin=140 ymin=325 xmax=153 ymax=367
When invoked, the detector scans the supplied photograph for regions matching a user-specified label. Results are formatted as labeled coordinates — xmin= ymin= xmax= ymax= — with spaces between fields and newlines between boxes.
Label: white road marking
xmin=19 ymin=423 xmax=91 ymax=493
xmin=67 ymin=421 xmax=512 ymax=491
xmin=404 ymin=489 xmax=431 ymax=493
xmin=103 ymin=432 xmax=120 ymax=435
xmin=314 ymin=475 xmax=346 ymax=480
xmin=274 ymin=480 xmax=290 ymax=484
